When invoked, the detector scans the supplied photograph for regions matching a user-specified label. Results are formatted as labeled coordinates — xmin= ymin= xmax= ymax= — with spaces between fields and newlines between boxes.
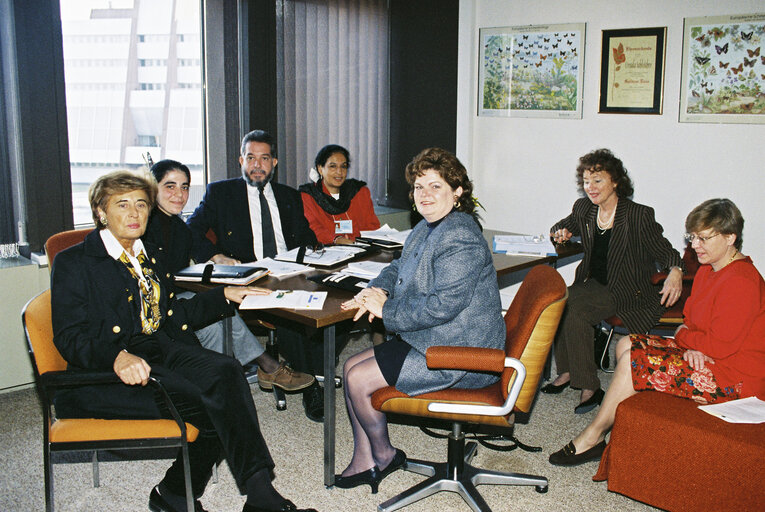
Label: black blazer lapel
xmin=607 ymin=199 xmax=629 ymax=278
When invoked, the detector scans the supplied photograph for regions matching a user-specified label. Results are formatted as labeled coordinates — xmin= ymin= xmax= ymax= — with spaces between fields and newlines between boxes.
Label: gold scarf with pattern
xmin=119 ymin=252 xmax=162 ymax=334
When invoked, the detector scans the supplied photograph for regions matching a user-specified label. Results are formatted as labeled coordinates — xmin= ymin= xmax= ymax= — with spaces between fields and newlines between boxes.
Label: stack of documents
xmin=493 ymin=234 xmax=557 ymax=257
xmin=357 ymin=225 xmax=411 ymax=248
xmin=255 ymin=258 xmax=313 ymax=278
xmin=275 ymin=246 xmax=366 ymax=267
xmin=240 ymin=290 xmax=328 ymax=310
xmin=342 ymin=261 xmax=389 ymax=279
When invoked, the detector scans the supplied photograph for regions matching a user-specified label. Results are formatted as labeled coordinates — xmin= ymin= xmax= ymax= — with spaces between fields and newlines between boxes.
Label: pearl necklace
xmin=597 ymin=205 xmax=616 ymax=234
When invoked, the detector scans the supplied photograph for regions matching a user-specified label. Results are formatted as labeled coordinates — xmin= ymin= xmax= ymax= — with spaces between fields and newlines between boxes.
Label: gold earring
xmin=100 ymin=216 xmax=108 ymax=226
xmin=454 ymin=197 xmax=461 ymax=209
xmin=411 ymin=203 xmax=417 ymax=212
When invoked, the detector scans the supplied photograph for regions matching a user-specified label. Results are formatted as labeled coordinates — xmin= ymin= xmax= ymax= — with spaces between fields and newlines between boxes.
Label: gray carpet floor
xmin=0 ymin=333 xmax=657 ymax=512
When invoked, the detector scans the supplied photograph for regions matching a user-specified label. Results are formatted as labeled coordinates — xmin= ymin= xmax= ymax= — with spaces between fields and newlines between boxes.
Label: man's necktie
xmin=259 ymin=186 xmax=277 ymax=258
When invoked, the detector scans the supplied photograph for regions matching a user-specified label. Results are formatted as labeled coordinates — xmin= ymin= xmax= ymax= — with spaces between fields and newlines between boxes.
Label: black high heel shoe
xmin=334 ymin=466 xmax=382 ymax=494
xmin=377 ymin=449 xmax=407 ymax=483
xmin=540 ymin=380 xmax=570 ymax=394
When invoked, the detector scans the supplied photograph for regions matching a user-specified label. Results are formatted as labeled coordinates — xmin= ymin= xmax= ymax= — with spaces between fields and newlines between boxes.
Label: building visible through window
xmin=60 ymin=0 xmax=204 ymax=225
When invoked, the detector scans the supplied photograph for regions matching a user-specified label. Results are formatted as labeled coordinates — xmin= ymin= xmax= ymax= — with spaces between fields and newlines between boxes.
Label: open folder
xmin=174 ymin=264 xmax=269 ymax=285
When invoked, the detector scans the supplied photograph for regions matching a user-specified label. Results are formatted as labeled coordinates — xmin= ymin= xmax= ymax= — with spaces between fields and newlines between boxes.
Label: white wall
xmin=457 ymin=0 xmax=765 ymax=275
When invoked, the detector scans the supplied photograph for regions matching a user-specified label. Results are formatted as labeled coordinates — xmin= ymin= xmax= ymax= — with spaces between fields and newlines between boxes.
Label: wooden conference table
xmin=182 ymin=231 xmax=581 ymax=488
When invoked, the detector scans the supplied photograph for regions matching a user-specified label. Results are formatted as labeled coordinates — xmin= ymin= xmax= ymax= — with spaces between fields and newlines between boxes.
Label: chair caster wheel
xmin=535 ymin=485 xmax=548 ymax=493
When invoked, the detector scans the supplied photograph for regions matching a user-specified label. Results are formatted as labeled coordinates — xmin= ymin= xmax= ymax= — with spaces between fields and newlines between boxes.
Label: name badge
xmin=335 ymin=220 xmax=353 ymax=234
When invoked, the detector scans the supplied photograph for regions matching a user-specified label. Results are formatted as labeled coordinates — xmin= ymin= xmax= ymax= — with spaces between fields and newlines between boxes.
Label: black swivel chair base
xmin=378 ymin=424 xmax=548 ymax=512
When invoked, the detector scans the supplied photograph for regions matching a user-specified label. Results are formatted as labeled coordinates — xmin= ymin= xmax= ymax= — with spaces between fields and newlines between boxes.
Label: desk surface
xmin=177 ymin=230 xmax=581 ymax=488
xmin=180 ymin=231 xmax=580 ymax=328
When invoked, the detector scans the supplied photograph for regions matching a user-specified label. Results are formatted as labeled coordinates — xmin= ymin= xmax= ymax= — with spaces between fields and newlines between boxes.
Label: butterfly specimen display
xmin=479 ymin=24 xmax=584 ymax=117
xmin=683 ymin=16 xmax=765 ymax=119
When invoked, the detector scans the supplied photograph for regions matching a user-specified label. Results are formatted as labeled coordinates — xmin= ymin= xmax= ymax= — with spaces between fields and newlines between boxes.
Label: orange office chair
xmin=44 ymin=228 xmax=92 ymax=267
xmin=371 ymin=264 xmax=568 ymax=512
xmin=23 ymin=290 xmax=198 ymax=512
xmin=599 ymin=244 xmax=699 ymax=373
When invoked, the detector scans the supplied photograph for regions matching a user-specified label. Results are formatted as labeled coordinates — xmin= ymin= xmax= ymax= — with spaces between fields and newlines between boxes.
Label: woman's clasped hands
xmin=341 ymin=286 xmax=388 ymax=322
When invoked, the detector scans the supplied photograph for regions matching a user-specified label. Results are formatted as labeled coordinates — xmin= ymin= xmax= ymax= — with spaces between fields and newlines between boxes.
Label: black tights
xmin=341 ymin=347 xmax=396 ymax=476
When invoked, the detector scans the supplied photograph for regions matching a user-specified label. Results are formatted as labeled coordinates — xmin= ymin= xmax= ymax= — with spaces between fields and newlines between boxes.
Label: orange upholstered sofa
xmin=594 ymin=391 xmax=765 ymax=512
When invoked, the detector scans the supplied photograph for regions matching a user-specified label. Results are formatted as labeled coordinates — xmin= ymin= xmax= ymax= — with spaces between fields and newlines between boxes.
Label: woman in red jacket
xmin=299 ymin=144 xmax=380 ymax=245
xmin=549 ymin=198 xmax=765 ymax=467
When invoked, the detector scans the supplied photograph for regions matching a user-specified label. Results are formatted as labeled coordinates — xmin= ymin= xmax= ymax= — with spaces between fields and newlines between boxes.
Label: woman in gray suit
xmin=336 ymin=148 xmax=505 ymax=493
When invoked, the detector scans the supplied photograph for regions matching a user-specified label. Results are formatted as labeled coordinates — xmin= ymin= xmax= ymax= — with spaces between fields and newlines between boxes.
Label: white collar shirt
xmin=100 ymin=228 xmax=149 ymax=280
xmin=246 ymin=181 xmax=288 ymax=261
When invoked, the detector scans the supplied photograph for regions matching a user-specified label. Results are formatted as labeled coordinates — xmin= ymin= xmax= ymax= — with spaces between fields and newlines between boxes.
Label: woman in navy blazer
xmin=335 ymin=148 xmax=505 ymax=493
xmin=51 ymin=170 xmax=316 ymax=512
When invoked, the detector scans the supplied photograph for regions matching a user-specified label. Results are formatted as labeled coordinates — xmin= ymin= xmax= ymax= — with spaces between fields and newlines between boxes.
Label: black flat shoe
xmin=540 ymin=381 xmax=570 ymax=394
xmin=334 ymin=466 xmax=381 ymax=494
xmin=149 ymin=485 xmax=207 ymax=512
xmin=574 ymin=388 xmax=604 ymax=414
xmin=242 ymin=500 xmax=317 ymax=512
xmin=549 ymin=440 xmax=606 ymax=466
xmin=302 ymin=383 xmax=324 ymax=423
xmin=378 ymin=449 xmax=407 ymax=482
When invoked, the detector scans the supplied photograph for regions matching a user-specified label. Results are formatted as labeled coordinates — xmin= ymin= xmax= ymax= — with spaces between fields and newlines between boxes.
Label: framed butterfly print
xmin=478 ymin=23 xmax=585 ymax=119
xmin=598 ymin=27 xmax=667 ymax=114
xmin=680 ymin=13 xmax=765 ymax=124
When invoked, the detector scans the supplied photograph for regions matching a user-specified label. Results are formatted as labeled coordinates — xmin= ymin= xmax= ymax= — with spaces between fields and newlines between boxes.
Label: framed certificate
xmin=598 ymin=27 xmax=667 ymax=114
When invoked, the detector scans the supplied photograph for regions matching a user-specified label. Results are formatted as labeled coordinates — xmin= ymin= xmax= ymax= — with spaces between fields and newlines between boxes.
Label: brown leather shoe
xmin=258 ymin=363 xmax=314 ymax=392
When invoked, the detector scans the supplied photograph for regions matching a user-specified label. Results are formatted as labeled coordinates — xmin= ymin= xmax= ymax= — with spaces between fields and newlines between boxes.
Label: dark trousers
xmin=276 ymin=322 xmax=349 ymax=376
xmin=54 ymin=340 xmax=274 ymax=497
xmin=553 ymin=279 xmax=617 ymax=391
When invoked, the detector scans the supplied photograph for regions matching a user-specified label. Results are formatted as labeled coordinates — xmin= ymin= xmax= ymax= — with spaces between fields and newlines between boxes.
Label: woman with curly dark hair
xmin=542 ymin=149 xmax=683 ymax=415
xmin=333 ymin=148 xmax=505 ymax=493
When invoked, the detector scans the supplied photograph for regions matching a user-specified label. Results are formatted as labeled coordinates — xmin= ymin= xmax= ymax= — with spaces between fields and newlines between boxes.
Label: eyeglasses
xmin=684 ymin=233 xmax=720 ymax=244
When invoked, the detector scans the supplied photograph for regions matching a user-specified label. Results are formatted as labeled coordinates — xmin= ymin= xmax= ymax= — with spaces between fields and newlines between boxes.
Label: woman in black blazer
xmin=544 ymin=149 xmax=683 ymax=414
xmin=51 ymin=170 xmax=315 ymax=512
xmin=144 ymin=159 xmax=313 ymax=392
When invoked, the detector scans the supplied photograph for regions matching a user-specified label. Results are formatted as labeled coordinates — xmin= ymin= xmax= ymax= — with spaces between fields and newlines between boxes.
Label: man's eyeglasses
xmin=684 ymin=233 xmax=720 ymax=244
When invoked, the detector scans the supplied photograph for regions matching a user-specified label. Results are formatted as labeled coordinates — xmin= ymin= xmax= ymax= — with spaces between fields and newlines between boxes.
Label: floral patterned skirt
xmin=630 ymin=333 xmax=741 ymax=404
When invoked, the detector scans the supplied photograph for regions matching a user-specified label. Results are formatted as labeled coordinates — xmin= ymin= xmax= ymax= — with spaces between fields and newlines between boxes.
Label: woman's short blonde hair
xmin=88 ymin=170 xmax=157 ymax=229
xmin=685 ymin=198 xmax=744 ymax=251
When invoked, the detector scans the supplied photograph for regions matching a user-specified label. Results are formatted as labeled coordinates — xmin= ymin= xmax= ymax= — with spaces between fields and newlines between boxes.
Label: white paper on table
xmin=697 ymin=396 xmax=765 ymax=423
xmin=275 ymin=246 xmax=365 ymax=266
xmin=360 ymin=224 xmax=411 ymax=244
xmin=254 ymin=258 xmax=313 ymax=277
xmin=240 ymin=290 xmax=327 ymax=310
xmin=493 ymin=234 xmax=556 ymax=257
xmin=342 ymin=261 xmax=390 ymax=279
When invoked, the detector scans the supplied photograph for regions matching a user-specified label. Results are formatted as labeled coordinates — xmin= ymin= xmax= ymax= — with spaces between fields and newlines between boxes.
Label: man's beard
xmin=242 ymin=166 xmax=273 ymax=188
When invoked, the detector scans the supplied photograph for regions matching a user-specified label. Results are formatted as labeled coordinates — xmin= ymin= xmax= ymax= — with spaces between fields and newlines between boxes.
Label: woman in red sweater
xmin=550 ymin=198 xmax=765 ymax=467
xmin=299 ymin=144 xmax=380 ymax=245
